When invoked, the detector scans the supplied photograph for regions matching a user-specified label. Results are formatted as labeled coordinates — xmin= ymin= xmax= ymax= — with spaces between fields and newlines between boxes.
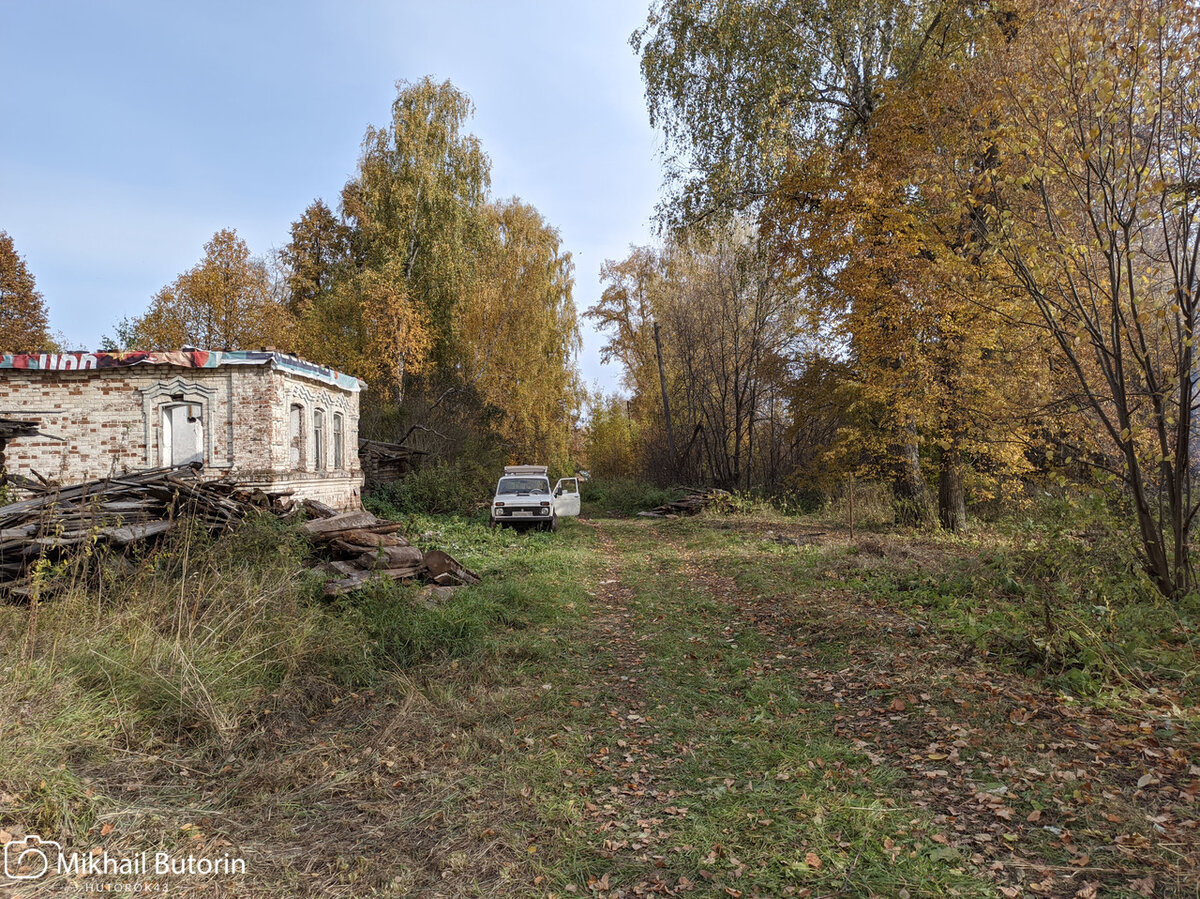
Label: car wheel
xmin=549 ymin=514 xmax=559 ymax=533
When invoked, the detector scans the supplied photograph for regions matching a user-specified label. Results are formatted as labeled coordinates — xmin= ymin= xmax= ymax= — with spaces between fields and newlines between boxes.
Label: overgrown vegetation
xmin=1 ymin=493 xmax=1195 ymax=895
xmin=1 ymin=517 xmax=352 ymax=833
xmin=364 ymin=454 xmax=499 ymax=517
xmin=579 ymin=476 xmax=683 ymax=515
xmin=576 ymin=0 xmax=1200 ymax=604
xmin=0 ymin=510 xmax=590 ymax=850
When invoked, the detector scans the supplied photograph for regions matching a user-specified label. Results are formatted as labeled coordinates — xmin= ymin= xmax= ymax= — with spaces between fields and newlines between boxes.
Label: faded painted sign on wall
xmin=0 ymin=351 xmax=363 ymax=391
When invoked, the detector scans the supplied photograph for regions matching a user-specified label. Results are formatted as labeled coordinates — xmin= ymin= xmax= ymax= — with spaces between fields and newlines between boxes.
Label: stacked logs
xmin=300 ymin=504 xmax=480 ymax=596
xmin=636 ymin=487 xmax=732 ymax=518
xmin=0 ymin=464 xmax=288 ymax=590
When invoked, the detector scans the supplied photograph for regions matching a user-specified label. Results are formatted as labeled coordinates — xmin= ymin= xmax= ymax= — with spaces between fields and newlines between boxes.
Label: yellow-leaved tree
xmin=125 ymin=229 xmax=289 ymax=351
xmin=986 ymin=0 xmax=1200 ymax=596
xmin=282 ymin=80 xmax=580 ymax=460
xmin=456 ymin=200 xmax=581 ymax=465
xmin=0 ymin=231 xmax=53 ymax=351
xmin=583 ymin=392 xmax=641 ymax=480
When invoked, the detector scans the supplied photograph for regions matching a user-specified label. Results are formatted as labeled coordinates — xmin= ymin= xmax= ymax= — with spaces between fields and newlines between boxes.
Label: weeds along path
xmin=638 ymin=517 xmax=1198 ymax=898
xmin=12 ymin=513 xmax=1193 ymax=898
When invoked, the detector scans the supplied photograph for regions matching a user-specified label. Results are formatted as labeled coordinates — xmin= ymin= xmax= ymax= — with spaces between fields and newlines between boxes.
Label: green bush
xmin=366 ymin=457 xmax=497 ymax=517
xmin=580 ymin=477 xmax=683 ymax=514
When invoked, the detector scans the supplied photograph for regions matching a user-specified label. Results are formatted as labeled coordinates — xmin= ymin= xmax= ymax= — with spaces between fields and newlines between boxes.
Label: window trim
xmin=332 ymin=412 xmax=344 ymax=470
xmin=313 ymin=407 xmax=326 ymax=471
xmin=289 ymin=402 xmax=306 ymax=471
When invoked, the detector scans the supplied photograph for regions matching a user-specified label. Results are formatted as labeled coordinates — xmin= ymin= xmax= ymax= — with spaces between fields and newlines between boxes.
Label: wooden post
xmin=848 ymin=472 xmax=855 ymax=542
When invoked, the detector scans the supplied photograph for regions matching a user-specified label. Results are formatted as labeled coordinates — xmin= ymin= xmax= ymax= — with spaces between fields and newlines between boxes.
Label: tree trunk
xmin=938 ymin=446 xmax=968 ymax=533
xmin=653 ymin=322 xmax=677 ymax=476
xmin=893 ymin=421 xmax=934 ymax=527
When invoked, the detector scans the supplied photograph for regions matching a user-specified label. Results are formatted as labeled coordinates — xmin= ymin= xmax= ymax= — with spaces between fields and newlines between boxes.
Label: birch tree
xmin=131 ymin=230 xmax=288 ymax=350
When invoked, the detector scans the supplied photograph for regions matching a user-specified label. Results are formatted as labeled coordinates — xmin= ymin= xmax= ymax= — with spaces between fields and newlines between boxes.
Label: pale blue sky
xmin=0 ymin=0 xmax=663 ymax=389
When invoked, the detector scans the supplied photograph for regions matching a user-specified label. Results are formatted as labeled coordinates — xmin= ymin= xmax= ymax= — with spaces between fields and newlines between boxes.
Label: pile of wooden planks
xmin=0 ymin=464 xmax=481 ymax=598
xmin=636 ymin=487 xmax=732 ymax=518
xmin=301 ymin=504 xmax=480 ymax=596
xmin=0 ymin=464 xmax=292 ymax=591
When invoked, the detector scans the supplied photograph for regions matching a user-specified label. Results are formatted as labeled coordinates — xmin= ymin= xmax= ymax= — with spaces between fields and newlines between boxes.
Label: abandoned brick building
xmin=0 ymin=350 xmax=365 ymax=509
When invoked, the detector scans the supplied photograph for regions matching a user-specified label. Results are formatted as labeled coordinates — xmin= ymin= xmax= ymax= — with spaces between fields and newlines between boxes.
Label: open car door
xmin=553 ymin=477 xmax=581 ymax=518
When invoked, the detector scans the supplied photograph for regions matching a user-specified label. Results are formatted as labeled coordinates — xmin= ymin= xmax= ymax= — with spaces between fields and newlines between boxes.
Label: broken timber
xmin=0 ymin=463 xmax=290 ymax=593
xmin=300 ymin=505 xmax=480 ymax=596
xmin=637 ymin=487 xmax=732 ymax=518
xmin=0 ymin=464 xmax=481 ymax=598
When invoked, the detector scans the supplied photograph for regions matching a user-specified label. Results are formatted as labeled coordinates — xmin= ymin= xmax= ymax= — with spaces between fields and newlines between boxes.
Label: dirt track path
xmin=563 ymin=516 xmax=1197 ymax=898
xmin=38 ymin=514 xmax=1190 ymax=899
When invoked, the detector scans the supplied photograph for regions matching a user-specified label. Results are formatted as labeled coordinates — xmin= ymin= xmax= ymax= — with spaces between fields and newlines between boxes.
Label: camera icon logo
xmin=4 ymin=834 xmax=60 ymax=880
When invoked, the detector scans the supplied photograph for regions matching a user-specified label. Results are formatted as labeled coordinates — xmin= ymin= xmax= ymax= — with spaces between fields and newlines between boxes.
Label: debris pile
xmin=300 ymin=504 xmax=480 ymax=596
xmin=358 ymin=438 xmax=427 ymax=487
xmin=0 ymin=464 xmax=289 ymax=592
xmin=0 ymin=465 xmax=480 ymax=597
xmin=637 ymin=487 xmax=732 ymax=519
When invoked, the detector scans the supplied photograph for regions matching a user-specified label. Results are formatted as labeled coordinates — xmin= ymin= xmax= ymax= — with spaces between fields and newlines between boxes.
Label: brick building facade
xmin=0 ymin=350 xmax=365 ymax=509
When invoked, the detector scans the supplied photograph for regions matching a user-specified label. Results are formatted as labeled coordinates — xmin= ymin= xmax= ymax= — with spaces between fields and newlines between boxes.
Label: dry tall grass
xmin=0 ymin=515 xmax=367 ymax=841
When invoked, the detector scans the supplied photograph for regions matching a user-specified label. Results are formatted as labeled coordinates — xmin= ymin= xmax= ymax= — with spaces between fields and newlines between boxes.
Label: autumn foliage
xmin=615 ymin=0 xmax=1200 ymax=596
xmin=100 ymin=78 xmax=582 ymax=470
xmin=0 ymin=231 xmax=53 ymax=352
xmin=123 ymin=229 xmax=289 ymax=351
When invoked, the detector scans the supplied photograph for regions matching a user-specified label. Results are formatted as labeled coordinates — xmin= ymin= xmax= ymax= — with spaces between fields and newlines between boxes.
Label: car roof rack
xmin=503 ymin=465 xmax=548 ymax=476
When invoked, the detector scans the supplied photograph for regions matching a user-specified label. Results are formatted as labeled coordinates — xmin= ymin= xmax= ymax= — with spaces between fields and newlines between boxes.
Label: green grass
xmin=482 ymin=517 xmax=993 ymax=897
xmin=0 ymin=511 xmax=592 ymax=850
xmin=1 ymin=491 xmax=1194 ymax=896
xmin=580 ymin=477 xmax=685 ymax=515
xmin=333 ymin=512 xmax=594 ymax=669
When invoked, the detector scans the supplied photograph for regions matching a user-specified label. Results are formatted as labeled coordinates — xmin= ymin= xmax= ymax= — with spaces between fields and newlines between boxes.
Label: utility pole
xmin=652 ymin=321 xmax=677 ymax=468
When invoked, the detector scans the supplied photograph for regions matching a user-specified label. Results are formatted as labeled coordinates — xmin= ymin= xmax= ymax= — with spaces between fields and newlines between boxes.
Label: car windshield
xmin=497 ymin=477 xmax=549 ymax=495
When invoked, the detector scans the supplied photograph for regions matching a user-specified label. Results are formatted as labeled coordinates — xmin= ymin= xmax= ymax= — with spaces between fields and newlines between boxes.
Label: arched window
xmin=313 ymin=408 xmax=326 ymax=471
xmin=289 ymin=404 xmax=305 ymax=470
xmin=332 ymin=412 xmax=344 ymax=469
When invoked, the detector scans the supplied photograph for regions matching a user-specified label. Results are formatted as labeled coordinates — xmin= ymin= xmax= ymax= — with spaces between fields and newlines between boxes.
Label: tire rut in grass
xmin=660 ymin=526 xmax=1198 ymax=897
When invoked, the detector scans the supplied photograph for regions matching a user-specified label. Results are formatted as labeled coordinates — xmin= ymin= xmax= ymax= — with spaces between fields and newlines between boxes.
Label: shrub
xmin=367 ymin=457 xmax=496 ymax=517
xmin=580 ymin=478 xmax=684 ymax=514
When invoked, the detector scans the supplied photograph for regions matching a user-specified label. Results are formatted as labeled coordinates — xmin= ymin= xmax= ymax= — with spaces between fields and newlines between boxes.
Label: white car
xmin=490 ymin=465 xmax=580 ymax=531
